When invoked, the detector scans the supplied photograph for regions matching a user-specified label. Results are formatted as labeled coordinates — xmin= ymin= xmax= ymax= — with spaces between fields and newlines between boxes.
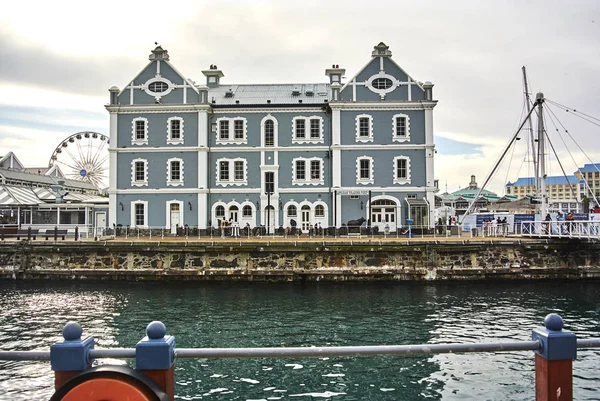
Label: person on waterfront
xmin=556 ymin=212 xmax=565 ymax=235
xmin=544 ymin=214 xmax=552 ymax=234
xmin=566 ymin=212 xmax=574 ymax=234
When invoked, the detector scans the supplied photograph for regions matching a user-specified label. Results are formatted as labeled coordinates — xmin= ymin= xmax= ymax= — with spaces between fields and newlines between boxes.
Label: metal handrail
xmin=1 ymin=338 xmax=599 ymax=362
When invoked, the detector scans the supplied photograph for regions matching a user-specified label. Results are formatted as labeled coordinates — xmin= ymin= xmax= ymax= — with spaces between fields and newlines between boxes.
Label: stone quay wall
xmin=0 ymin=239 xmax=599 ymax=282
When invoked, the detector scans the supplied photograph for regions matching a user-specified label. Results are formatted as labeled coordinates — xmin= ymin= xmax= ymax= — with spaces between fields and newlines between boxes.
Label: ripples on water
xmin=0 ymin=281 xmax=598 ymax=400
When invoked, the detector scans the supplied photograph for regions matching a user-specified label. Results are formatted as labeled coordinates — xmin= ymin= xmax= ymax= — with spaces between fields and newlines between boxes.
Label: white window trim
xmin=216 ymin=157 xmax=248 ymax=187
xmin=292 ymin=116 xmax=324 ymax=144
xmin=239 ymin=201 xmax=256 ymax=228
xmin=165 ymin=200 xmax=184 ymax=230
xmin=166 ymin=116 xmax=184 ymax=145
xmin=131 ymin=158 xmax=148 ymax=187
xmin=131 ymin=200 xmax=149 ymax=228
xmin=132 ymin=117 xmax=149 ymax=145
xmin=355 ymin=114 xmax=373 ymax=143
xmin=261 ymin=115 xmax=279 ymax=147
xmin=216 ymin=117 xmax=248 ymax=145
xmin=356 ymin=156 xmax=374 ymax=185
xmin=166 ymin=157 xmax=184 ymax=187
xmin=393 ymin=156 xmax=412 ymax=185
xmin=212 ymin=202 xmax=227 ymax=226
xmin=292 ymin=157 xmax=324 ymax=186
xmin=392 ymin=113 xmax=411 ymax=143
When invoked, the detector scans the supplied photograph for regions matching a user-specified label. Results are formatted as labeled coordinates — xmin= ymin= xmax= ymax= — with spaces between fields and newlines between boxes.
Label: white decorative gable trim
xmin=393 ymin=156 xmax=411 ymax=185
xmin=131 ymin=158 xmax=148 ymax=187
xmin=356 ymin=156 xmax=374 ymax=185
xmin=131 ymin=117 xmax=149 ymax=145
xmin=166 ymin=116 xmax=184 ymax=145
xmin=166 ymin=157 xmax=184 ymax=187
xmin=392 ymin=113 xmax=410 ymax=143
xmin=355 ymin=114 xmax=373 ymax=143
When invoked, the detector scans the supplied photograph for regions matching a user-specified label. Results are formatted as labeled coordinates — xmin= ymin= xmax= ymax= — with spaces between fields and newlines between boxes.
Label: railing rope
xmin=0 ymin=314 xmax=598 ymax=401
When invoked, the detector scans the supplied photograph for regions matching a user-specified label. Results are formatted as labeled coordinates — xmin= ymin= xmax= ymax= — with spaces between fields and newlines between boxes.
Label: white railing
xmin=520 ymin=220 xmax=600 ymax=239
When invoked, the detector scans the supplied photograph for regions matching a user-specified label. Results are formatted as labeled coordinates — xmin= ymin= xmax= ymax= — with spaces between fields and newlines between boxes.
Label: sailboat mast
xmin=536 ymin=92 xmax=547 ymax=217
xmin=522 ymin=67 xmax=538 ymax=195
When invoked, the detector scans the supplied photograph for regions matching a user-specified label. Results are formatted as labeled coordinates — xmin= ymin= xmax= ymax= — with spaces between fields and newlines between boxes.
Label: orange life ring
xmin=50 ymin=365 xmax=169 ymax=401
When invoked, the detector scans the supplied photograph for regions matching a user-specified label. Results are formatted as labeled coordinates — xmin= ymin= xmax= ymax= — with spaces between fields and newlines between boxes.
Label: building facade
xmin=0 ymin=152 xmax=108 ymax=232
xmin=106 ymin=43 xmax=437 ymax=233
xmin=574 ymin=164 xmax=600 ymax=200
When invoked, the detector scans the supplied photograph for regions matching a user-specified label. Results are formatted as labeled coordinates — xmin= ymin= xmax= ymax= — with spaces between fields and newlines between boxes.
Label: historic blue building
xmin=106 ymin=42 xmax=437 ymax=233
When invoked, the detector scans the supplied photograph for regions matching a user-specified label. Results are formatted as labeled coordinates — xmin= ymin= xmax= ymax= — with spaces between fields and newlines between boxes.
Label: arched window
xmin=265 ymin=119 xmax=274 ymax=146
xmin=243 ymin=205 xmax=252 ymax=217
xmin=315 ymin=204 xmax=325 ymax=217
xmin=215 ymin=205 xmax=225 ymax=218
xmin=287 ymin=205 xmax=297 ymax=217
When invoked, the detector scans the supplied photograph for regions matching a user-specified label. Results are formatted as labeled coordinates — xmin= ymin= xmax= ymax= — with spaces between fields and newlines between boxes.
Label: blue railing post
xmin=136 ymin=321 xmax=175 ymax=401
xmin=50 ymin=322 xmax=94 ymax=391
xmin=532 ymin=313 xmax=577 ymax=401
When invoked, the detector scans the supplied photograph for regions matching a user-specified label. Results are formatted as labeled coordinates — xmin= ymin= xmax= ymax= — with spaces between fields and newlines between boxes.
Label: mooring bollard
xmin=532 ymin=313 xmax=577 ymax=401
xmin=50 ymin=322 xmax=95 ymax=391
xmin=136 ymin=321 xmax=176 ymax=401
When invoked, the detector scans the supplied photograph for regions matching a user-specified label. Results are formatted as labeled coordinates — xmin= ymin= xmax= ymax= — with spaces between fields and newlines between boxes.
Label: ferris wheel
xmin=49 ymin=131 xmax=110 ymax=189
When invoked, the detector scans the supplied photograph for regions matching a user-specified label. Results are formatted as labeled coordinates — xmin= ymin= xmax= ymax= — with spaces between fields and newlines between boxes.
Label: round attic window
xmin=366 ymin=74 xmax=397 ymax=96
xmin=144 ymin=77 xmax=174 ymax=98
xmin=148 ymin=81 xmax=169 ymax=94
xmin=372 ymin=78 xmax=393 ymax=90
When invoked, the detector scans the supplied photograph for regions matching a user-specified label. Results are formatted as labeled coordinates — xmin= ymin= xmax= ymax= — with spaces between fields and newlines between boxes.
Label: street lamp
xmin=266 ymin=184 xmax=273 ymax=235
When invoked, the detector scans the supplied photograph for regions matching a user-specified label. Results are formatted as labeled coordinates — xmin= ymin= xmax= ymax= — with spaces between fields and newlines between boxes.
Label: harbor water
xmin=0 ymin=280 xmax=599 ymax=400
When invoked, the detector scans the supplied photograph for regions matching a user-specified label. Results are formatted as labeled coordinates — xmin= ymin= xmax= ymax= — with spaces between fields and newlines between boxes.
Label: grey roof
xmin=0 ymin=168 xmax=97 ymax=191
xmin=208 ymin=83 xmax=330 ymax=106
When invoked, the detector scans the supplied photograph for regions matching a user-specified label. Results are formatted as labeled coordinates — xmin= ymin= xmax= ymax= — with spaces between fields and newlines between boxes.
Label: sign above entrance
xmin=338 ymin=190 xmax=369 ymax=196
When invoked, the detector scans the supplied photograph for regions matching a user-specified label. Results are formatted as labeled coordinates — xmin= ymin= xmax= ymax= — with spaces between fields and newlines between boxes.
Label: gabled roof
xmin=0 ymin=168 xmax=96 ymax=191
xmin=0 ymin=152 xmax=25 ymax=170
xmin=208 ymin=83 xmax=330 ymax=106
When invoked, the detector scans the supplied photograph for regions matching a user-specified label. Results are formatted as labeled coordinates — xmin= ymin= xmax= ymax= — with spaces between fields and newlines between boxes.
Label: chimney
xmin=202 ymin=65 xmax=224 ymax=88
xmin=325 ymin=64 xmax=345 ymax=101
xmin=423 ymin=81 xmax=434 ymax=101
xmin=109 ymin=86 xmax=120 ymax=105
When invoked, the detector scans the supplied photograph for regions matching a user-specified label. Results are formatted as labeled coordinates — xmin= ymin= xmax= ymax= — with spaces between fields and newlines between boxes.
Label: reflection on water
xmin=0 ymin=281 xmax=598 ymax=400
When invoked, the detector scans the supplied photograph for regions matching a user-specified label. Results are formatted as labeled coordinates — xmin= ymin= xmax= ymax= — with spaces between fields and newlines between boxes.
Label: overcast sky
xmin=1 ymin=0 xmax=599 ymax=194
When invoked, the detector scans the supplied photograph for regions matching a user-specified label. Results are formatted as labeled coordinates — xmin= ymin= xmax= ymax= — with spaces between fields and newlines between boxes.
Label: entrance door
xmin=384 ymin=207 xmax=396 ymax=231
xmin=95 ymin=212 xmax=106 ymax=236
xmin=371 ymin=199 xmax=397 ymax=232
xmin=229 ymin=206 xmax=239 ymax=222
xmin=170 ymin=203 xmax=180 ymax=234
xmin=301 ymin=205 xmax=311 ymax=232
